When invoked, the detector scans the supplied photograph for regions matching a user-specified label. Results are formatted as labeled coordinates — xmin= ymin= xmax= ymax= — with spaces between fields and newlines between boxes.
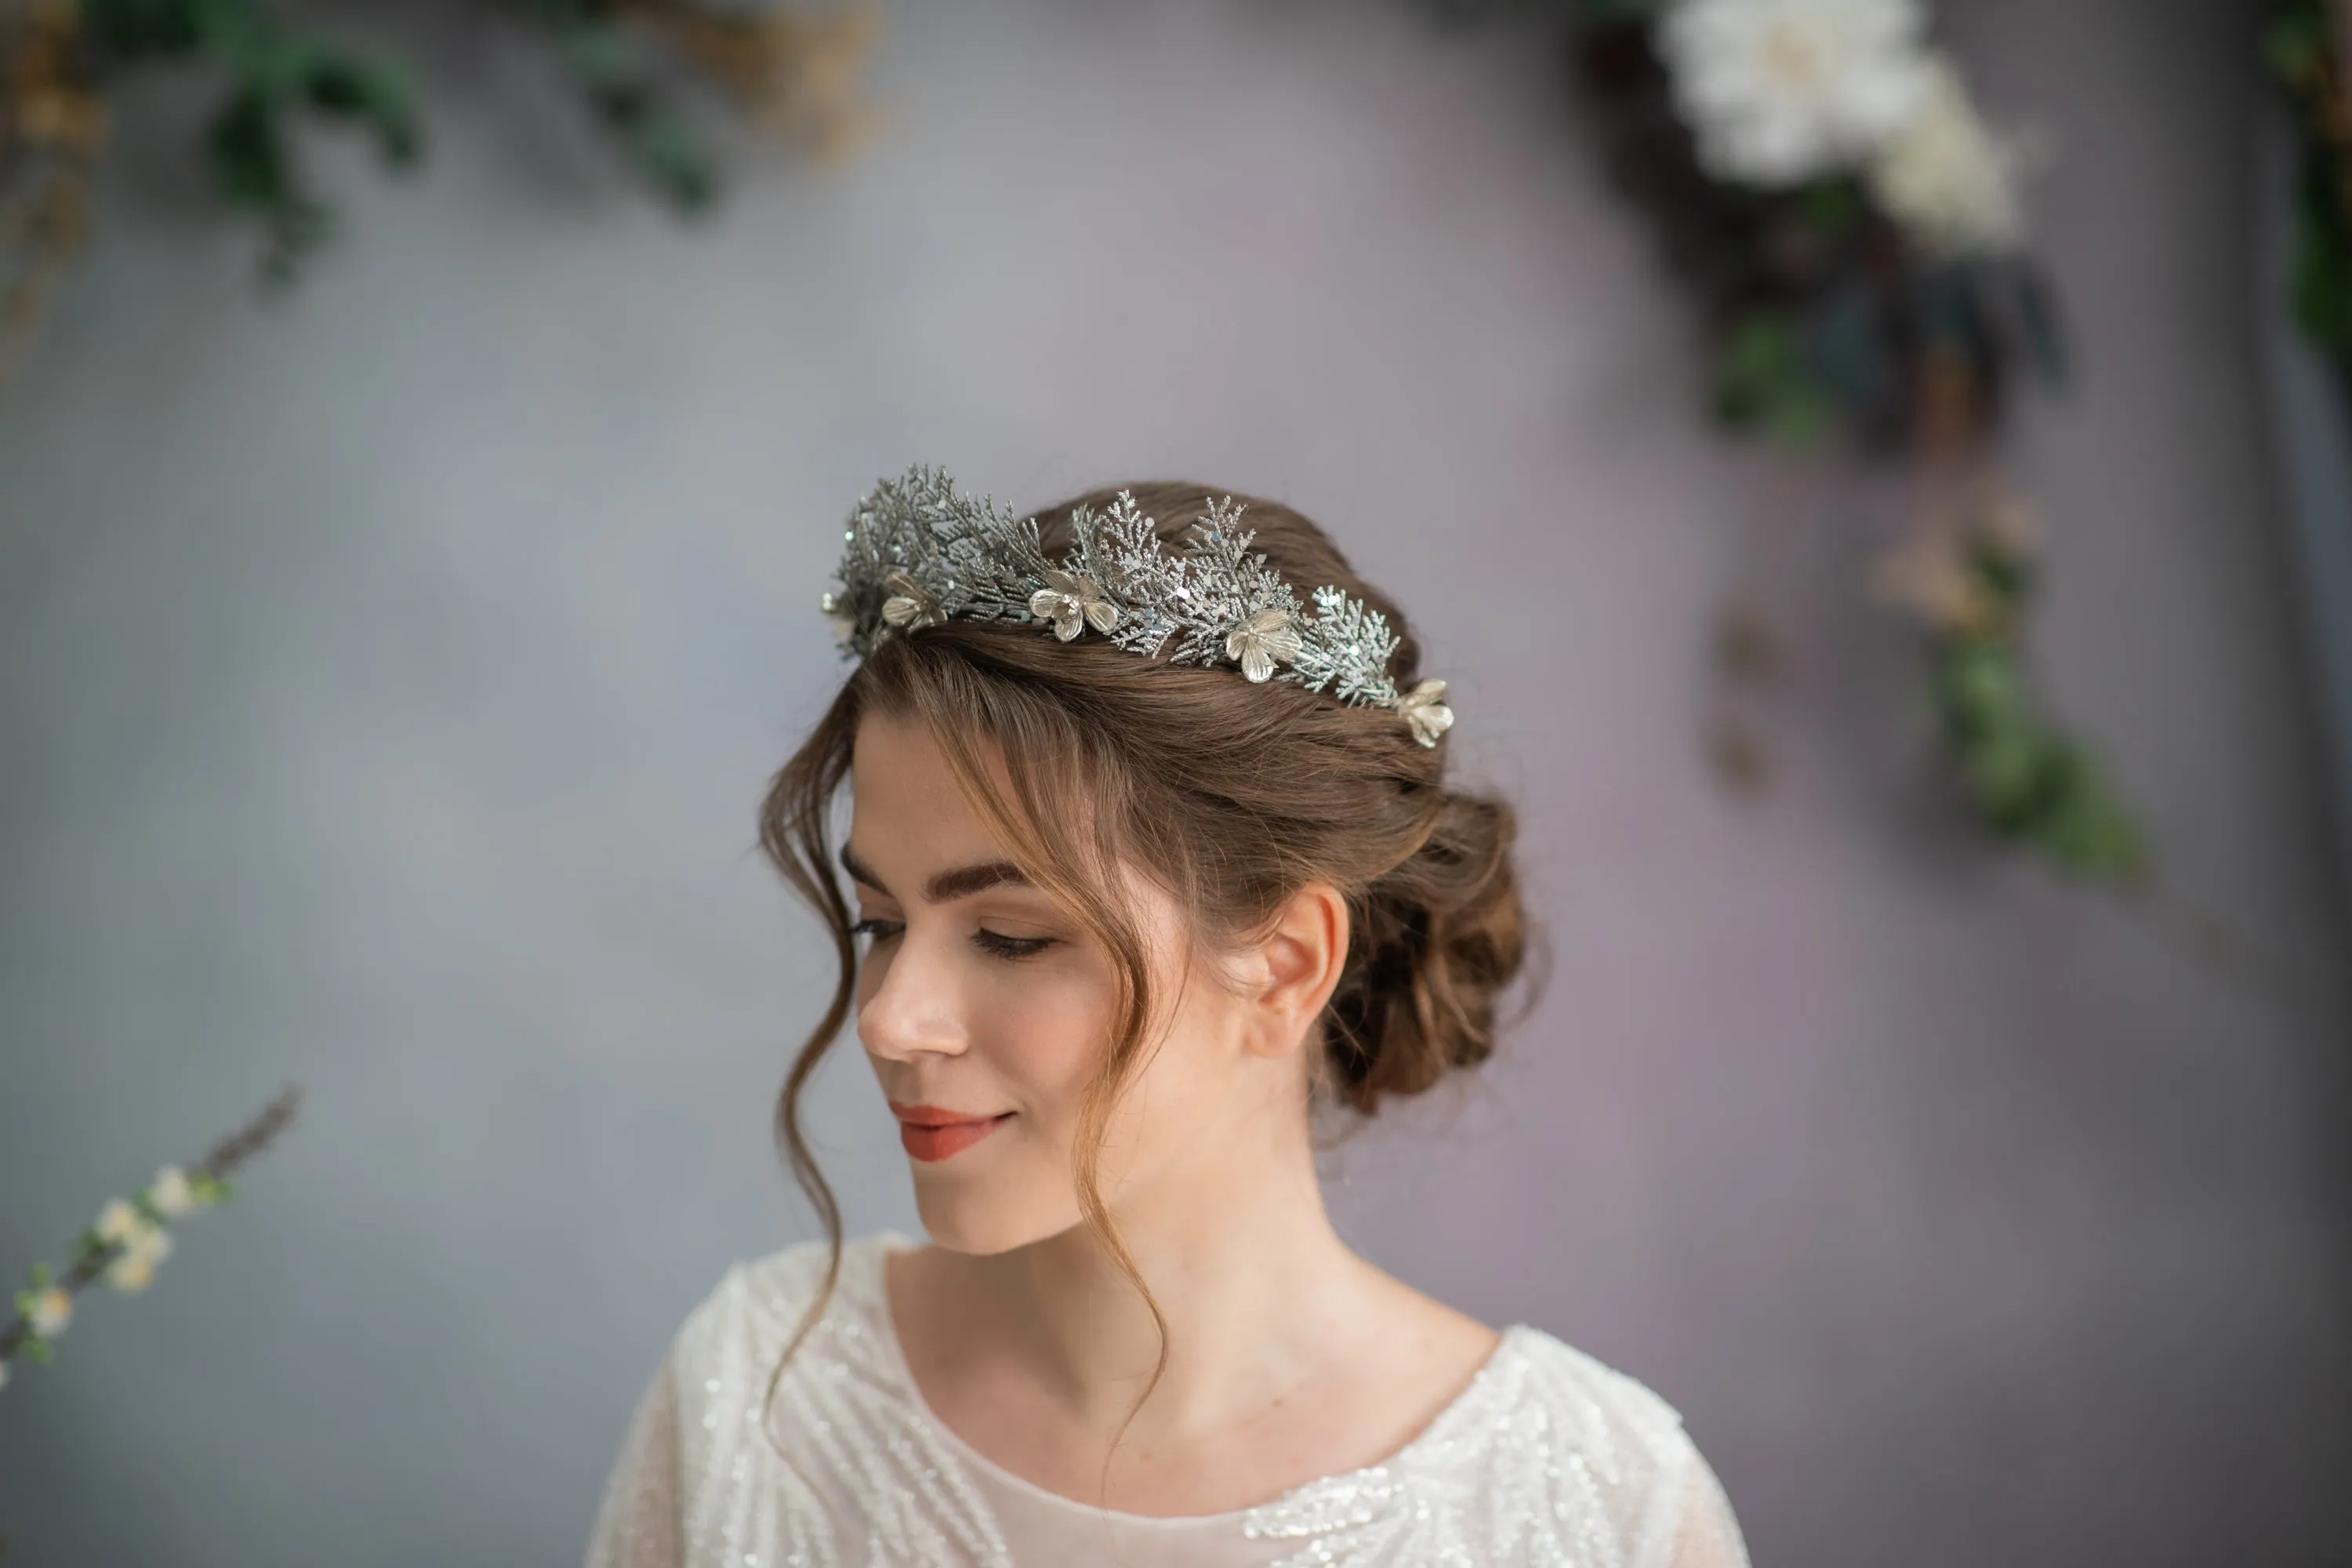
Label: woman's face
xmin=844 ymin=710 xmax=1289 ymax=1255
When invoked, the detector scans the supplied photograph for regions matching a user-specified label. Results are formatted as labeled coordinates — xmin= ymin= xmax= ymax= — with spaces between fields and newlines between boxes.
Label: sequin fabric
xmin=584 ymin=1236 xmax=1748 ymax=1568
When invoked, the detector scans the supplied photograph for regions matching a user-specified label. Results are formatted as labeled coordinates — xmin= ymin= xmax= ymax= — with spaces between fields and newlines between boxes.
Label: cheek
xmin=976 ymin=960 xmax=1116 ymax=1112
xmin=1105 ymin=984 xmax=1244 ymax=1144
xmin=1042 ymin=970 xmax=1245 ymax=1195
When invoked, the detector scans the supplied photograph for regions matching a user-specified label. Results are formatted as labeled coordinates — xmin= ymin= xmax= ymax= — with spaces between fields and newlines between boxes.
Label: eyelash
xmin=848 ymin=918 xmax=1054 ymax=961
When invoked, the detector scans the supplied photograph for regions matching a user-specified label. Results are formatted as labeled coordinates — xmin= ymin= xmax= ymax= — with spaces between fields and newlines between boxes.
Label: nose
xmin=856 ymin=928 xmax=971 ymax=1063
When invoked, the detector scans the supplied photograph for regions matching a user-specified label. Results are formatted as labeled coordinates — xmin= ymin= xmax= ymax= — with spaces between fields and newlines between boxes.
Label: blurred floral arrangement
xmin=0 ymin=1086 xmax=300 ymax=1393
xmin=1487 ymin=0 xmax=2142 ymax=880
xmin=0 ymin=0 xmax=878 ymax=383
xmin=2267 ymin=0 xmax=2352 ymax=376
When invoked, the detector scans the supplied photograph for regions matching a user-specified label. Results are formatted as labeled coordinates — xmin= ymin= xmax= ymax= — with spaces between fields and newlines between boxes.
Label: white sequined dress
xmin=585 ymin=1233 xmax=1751 ymax=1568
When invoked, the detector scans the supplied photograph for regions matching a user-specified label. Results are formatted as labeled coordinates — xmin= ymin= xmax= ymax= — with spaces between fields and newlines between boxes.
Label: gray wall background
xmin=2 ymin=2 xmax=2347 ymax=1563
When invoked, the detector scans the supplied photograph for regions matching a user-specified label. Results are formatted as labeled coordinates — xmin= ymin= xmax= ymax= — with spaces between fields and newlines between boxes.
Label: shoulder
xmin=1481 ymin=1327 xmax=1714 ymax=1566
xmin=1245 ymin=1324 xmax=1733 ymax=1567
xmin=1504 ymin=1325 xmax=1692 ymax=1454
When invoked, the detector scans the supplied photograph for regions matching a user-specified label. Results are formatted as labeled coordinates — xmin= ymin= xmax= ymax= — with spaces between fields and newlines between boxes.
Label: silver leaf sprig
xmin=821 ymin=466 xmax=1450 ymax=745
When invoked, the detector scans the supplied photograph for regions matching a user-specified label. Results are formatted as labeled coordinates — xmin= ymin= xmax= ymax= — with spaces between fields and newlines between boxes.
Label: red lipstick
xmin=888 ymin=1103 xmax=1013 ymax=1163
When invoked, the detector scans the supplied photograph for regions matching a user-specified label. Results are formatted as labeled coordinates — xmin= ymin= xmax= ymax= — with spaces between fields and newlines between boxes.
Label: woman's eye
xmin=848 ymin=917 xmax=1049 ymax=960
xmin=972 ymin=928 xmax=1054 ymax=960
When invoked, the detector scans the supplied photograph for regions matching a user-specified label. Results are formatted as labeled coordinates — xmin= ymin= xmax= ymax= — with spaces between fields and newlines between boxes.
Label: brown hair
xmin=752 ymin=481 xmax=1534 ymax=1436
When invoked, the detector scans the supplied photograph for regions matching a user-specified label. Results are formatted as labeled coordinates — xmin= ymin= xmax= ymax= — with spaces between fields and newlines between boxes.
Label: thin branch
xmin=0 ymin=1084 xmax=303 ymax=1364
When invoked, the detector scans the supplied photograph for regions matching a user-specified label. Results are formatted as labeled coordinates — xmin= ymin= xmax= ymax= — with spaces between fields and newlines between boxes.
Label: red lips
xmin=888 ymin=1102 xmax=1013 ymax=1163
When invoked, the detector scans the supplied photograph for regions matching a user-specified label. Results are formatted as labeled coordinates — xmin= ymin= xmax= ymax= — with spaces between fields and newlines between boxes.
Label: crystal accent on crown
xmin=819 ymin=467 xmax=1454 ymax=747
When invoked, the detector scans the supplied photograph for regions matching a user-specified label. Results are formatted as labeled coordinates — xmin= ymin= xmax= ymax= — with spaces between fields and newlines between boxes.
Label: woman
xmin=586 ymin=469 xmax=1750 ymax=1567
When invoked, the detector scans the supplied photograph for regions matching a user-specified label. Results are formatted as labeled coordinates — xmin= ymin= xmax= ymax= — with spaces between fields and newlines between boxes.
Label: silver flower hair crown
xmin=819 ymin=466 xmax=1454 ymax=747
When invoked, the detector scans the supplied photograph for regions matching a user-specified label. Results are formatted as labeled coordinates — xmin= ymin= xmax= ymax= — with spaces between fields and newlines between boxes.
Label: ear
xmin=1240 ymin=883 xmax=1350 ymax=1061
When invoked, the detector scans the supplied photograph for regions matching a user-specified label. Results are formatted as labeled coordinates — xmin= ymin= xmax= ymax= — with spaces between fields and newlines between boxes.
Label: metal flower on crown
xmin=818 ymin=467 xmax=1454 ymax=748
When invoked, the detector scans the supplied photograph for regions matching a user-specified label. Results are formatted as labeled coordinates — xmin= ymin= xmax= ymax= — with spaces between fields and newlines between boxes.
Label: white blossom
xmin=95 ymin=1197 xmax=144 ymax=1244
xmin=1658 ymin=0 xmax=1932 ymax=187
xmin=104 ymin=1225 xmax=173 ymax=1295
xmin=25 ymin=1287 xmax=72 ymax=1338
xmin=1867 ymin=53 xmax=2031 ymax=255
xmin=148 ymin=1165 xmax=199 ymax=1218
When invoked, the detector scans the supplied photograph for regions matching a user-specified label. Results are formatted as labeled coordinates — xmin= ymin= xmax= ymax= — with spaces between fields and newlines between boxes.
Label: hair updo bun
xmin=763 ymin=479 xmax=1535 ymax=1125
xmin=1322 ymin=788 xmax=1526 ymax=1112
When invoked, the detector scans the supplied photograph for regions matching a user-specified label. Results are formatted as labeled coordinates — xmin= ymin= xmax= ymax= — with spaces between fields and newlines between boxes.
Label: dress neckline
xmin=843 ymin=1230 xmax=1532 ymax=1529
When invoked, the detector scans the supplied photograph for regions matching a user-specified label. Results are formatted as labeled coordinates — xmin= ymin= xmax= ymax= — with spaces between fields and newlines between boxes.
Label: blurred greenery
xmin=2265 ymin=0 xmax=2352 ymax=369
xmin=68 ymin=0 xmax=742 ymax=284
xmin=1927 ymin=537 xmax=2145 ymax=879
xmin=82 ymin=0 xmax=423 ymax=281
xmin=1543 ymin=0 xmax=2137 ymax=883
xmin=1713 ymin=309 xmax=1838 ymax=450
xmin=526 ymin=0 xmax=723 ymax=215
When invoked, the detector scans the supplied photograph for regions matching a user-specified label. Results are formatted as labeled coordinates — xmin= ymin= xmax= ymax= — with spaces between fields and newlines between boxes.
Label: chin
xmin=908 ymin=1170 xmax=1076 ymax=1257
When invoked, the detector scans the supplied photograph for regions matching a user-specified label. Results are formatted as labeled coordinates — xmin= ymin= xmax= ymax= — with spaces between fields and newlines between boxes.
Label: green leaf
xmin=27 ymin=1263 xmax=52 ymax=1290
xmin=1934 ymin=642 xmax=2027 ymax=731
xmin=2037 ymin=746 xmax=2146 ymax=877
xmin=1967 ymin=539 xmax=2033 ymax=608
xmin=1713 ymin=310 xmax=1841 ymax=449
xmin=1964 ymin=728 xmax=2045 ymax=823
xmin=1925 ymin=631 xmax=2145 ymax=880
xmin=1759 ymin=383 xmax=1835 ymax=449
xmin=628 ymin=112 xmax=720 ymax=215
xmin=21 ymin=1338 xmax=52 ymax=1367
xmin=207 ymin=88 xmax=296 ymax=212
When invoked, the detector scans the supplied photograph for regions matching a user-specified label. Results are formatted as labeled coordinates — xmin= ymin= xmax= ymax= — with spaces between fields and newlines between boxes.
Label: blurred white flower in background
xmin=103 ymin=1225 xmax=173 ymax=1295
xmin=24 ymin=1287 xmax=72 ymax=1338
xmin=147 ymin=1166 xmax=198 ymax=1218
xmin=94 ymin=1198 xmax=144 ymax=1245
xmin=1867 ymin=53 xmax=2033 ymax=254
xmin=91 ymin=1190 xmax=181 ymax=1294
xmin=1658 ymin=0 xmax=1932 ymax=186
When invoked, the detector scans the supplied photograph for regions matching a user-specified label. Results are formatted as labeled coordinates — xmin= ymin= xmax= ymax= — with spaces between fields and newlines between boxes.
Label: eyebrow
xmin=839 ymin=844 xmax=1032 ymax=904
